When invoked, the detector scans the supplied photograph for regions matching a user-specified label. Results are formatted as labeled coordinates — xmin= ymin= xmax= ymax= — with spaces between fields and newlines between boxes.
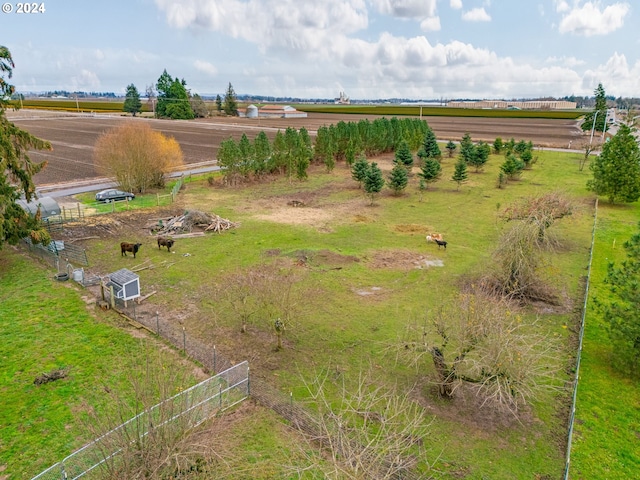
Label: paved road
xmin=36 ymin=163 xmax=221 ymax=199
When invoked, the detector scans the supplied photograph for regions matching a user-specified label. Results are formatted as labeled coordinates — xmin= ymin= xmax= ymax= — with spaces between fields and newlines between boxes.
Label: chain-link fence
xmin=31 ymin=361 xmax=248 ymax=480
xmin=110 ymin=294 xmax=427 ymax=479
xmin=563 ymin=198 xmax=599 ymax=480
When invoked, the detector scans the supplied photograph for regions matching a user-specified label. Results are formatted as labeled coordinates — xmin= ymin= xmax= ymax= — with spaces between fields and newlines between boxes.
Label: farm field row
xmin=7 ymin=110 xmax=586 ymax=186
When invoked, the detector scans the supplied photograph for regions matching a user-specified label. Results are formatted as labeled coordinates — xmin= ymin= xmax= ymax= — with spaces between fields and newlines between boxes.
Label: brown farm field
xmin=8 ymin=110 xmax=586 ymax=186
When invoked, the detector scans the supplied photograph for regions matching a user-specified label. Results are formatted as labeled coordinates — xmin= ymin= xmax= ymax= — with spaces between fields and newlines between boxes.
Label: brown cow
xmin=157 ymin=237 xmax=174 ymax=252
xmin=121 ymin=242 xmax=142 ymax=258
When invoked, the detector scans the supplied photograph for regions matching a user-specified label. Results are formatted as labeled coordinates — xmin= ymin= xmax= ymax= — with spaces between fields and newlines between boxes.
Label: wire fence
xmin=106 ymin=294 xmax=427 ymax=479
xmin=563 ymin=197 xmax=598 ymax=480
xmin=30 ymin=362 xmax=249 ymax=480
xmin=54 ymin=175 xmax=185 ymax=222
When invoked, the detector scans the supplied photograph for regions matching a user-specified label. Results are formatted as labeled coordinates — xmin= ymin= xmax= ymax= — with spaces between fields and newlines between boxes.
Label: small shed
xmin=17 ymin=196 xmax=61 ymax=220
xmin=106 ymin=268 xmax=140 ymax=305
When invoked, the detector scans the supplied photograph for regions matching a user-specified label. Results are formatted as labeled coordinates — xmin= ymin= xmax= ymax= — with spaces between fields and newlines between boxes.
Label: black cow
xmin=157 ymin=237 xmax=175 ymax=252
xmin=434 ymin=239 xmax=447 ymax=249
xmin=121 ymin=242 xmax=142 ymax=258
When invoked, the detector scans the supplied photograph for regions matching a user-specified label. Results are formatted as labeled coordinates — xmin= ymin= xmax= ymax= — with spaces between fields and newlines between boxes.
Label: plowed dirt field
xmin=8 ymin=110 xmax=586 ymax=186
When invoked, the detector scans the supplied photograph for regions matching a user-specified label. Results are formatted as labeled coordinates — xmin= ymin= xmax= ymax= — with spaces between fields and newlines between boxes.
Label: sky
xmin=1 ymin=0 xmax=639 ymax=100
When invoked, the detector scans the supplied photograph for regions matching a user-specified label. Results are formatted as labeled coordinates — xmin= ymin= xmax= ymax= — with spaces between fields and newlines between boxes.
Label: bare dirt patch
xmin=368 ymin=249 xmax=444 ymax=270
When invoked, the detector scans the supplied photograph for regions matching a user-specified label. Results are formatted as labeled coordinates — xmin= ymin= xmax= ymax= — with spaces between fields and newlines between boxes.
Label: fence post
xmin=182 ymin=326 xmax=186 ymax=354
xmin=77 ymin=203 xmax=81 ymax=219
xmin=213 ymin=345 xmax=216 ymax=373
xmin=156 ymin=311 xmax=160 ymax=335
xmin=219 ymin=384 xmax=222 ymax=408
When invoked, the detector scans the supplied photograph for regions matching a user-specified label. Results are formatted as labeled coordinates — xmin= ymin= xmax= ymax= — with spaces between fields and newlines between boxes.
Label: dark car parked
xmin=95 ymin=189 xmax=135 ymax=202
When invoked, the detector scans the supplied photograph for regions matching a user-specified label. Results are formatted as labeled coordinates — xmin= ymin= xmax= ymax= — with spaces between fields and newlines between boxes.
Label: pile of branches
xmin=34 ymin=367 xmax=69 ymax=385
xmin=154 ymin=210 xmax=239 ymax=235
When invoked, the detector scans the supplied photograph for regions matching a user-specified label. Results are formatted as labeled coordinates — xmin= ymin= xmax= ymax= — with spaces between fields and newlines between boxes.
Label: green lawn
xmin=3 ymin=143 xmax=637 ymax=478
xmin=570 ymin=202 xmax=640 ymax=479
xmin=0 ymin=251 xmax=201 ymax=479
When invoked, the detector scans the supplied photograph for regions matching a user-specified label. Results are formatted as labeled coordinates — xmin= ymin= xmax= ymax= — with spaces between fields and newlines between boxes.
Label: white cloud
xmin=147 ymin=0 xmax=638 ymax=99
xmin=194 ymin=60 xmax=217 ymax=76
xmin=371 ymin=0 xmax=437 ymax=18
xmin=462 ymin=7 xmax=491 ymax=22
xmin=420 ymin=16 xmax=441 ymax=31
xmin=71 ymin=69 xmax=101 ymax=90
xmin=450 ymin=0 xmax=463 ymax=9
xmin=545 ymin=55 xmax=586 ymax=67
xmin=582 ymin=52 xmax=640 ymax=96
xmin=554 ymin=0 xmax=571 ymax=13
xmin=558 ymin=1 xmax=630 ymax=36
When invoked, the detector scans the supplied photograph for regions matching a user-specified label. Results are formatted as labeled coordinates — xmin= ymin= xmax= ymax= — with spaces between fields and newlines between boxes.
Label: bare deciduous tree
xmin=291 ymin=369 xmax=433 ymax=479
xmin=81 ymin=349 xmax=218 ymax=478
xmin=213 ymin=260 xmax=308 ymax=350
xmin=481 ymin=221 xmax=558 ymax=304
xmin=397 ymin=292 xmax=562 ymax=417
xmin=94 ymin=122 xmax=183 ymax=194
xmin=502 ymin=191 xmax=574 ymax=244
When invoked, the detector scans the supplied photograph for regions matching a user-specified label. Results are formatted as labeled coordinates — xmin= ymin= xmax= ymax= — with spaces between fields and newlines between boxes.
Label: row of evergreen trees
xmin=216 ymin=127 xmax=313 ymax=184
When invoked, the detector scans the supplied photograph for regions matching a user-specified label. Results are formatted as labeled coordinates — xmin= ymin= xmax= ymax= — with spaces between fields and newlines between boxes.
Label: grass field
xmin=2 ymin=144 xmax=637 ymax=478
xmin=569 ymin=201 xmax=640 ymax=479
xmin=12 ymin=98 xmax=583 ymax=120
xmin=0 ymin=252 xmax=205 ymax=479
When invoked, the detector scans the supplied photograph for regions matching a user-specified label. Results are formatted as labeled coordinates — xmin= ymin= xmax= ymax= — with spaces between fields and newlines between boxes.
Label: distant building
xmin=446 ymin=100 xmax=577 ymax=110
xmin=238 ymin=104 xmax=308 ymax=118
xmin=334 ymin=91 xmax=350 ymax=105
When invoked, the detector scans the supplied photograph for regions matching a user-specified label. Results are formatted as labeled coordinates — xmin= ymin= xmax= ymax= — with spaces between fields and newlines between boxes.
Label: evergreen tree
xmin=295 ymin=127 xmax=312 ymax=180
xmin=364 ymin=162 xmax=385 ymax=205
xmin=123 ymin=83 xmax=142 ymax=116
xmin=451 ymin=158 xmax=468 ymax=190
xmin=493 ymin=137 xmax=504 ymax=154
xmin=238 ymin=133 xmax=254 ymax=179
xmin=468 ymin=141 xmax=490 ymax=172
xmin=215 ymin=94 xmax=222 ymax=113
xmin=270 ymin=130 xmax=287 ymax=174
xmin=1 ymin=45 xmax=52 ymax=248
xmin=313 ymin=126 xmax=335 ymax=171
xmin=387 ymin=162 xmax=409 ymax=195
xmin=394 ymin=140 xmax=413 ymax=167
xmin=217 ymin=138 xmax=241 ymax=184
xmin=418 ymin=157 xmax=442 ymax=189
xmin=446 ymin=140 xmax=457 ymax=158
xmin=500 ymin=153 xmax=525 ymax=180
xmin=582 ymin=83 xmax=608 ymax=133
xmin=223 ymin=82 xmax=238 ymax=116
xmin=459 ymin=133 xmax=475 ymax=164
xmin=520 ymin=148 xmax=534 ymax=169
xmin=155 ymin=70 xmax=194 ymax=119
xmin=594 ymin=221 xmax=640 ymax=374
xmin=587 ymin=124 xmax=640 ymax=203
xmin=420 ymin=127 xmax=441 ymax=160
xmin=351 ymin=155 xmax=369 ymax=188
xmin=253 ymin=130 xmax=271 ymax=177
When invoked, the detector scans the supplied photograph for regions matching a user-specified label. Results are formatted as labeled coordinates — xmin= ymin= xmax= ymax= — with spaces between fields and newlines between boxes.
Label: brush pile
xmin=152 ymin=210 xmax=240 ymax=235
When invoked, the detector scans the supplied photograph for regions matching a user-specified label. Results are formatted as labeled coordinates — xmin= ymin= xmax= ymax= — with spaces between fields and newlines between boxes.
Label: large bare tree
xmin=94 ymin=122 xmax=183 ymax=194
xmin=398 ymin=292 xmax=562 ymax=416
